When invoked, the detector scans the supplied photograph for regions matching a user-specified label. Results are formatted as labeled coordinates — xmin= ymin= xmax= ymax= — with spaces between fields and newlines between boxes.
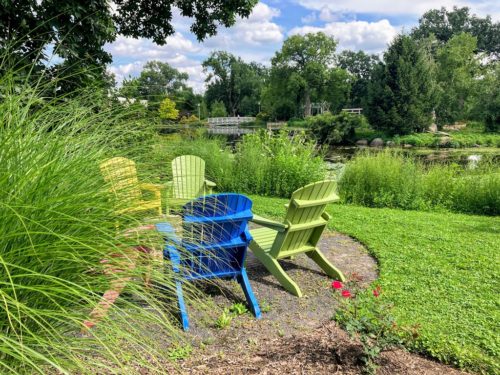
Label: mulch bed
xmin=155 ymin=231 xmax=469 ymax=374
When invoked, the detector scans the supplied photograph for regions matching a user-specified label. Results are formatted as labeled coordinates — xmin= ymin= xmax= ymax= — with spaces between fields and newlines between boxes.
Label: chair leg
xmin=175 ymin=280 xmax=189 ymax=331
xmin=237 ymin=268 xmax=261 ymax=319
xmin=250 ymin=244 xmax=303 ymax=297
xmin=306 ymin=248 xmax=345 ymax=281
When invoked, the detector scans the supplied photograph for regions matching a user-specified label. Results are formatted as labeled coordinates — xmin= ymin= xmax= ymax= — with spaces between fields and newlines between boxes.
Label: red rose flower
xmin=341 ymin=290 xmax=352 ymax=298
xmin=332 ymin=280 xmax=343 ymax=289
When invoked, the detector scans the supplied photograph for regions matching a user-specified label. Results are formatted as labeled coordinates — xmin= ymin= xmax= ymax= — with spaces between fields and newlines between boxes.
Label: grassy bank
xmin=250 ymin=196 xmax=499 ymax=374
xmin=338 ymin=151 xmax=499 ymax=215
xmin=355 ymin=126 xmax=500 ymax=148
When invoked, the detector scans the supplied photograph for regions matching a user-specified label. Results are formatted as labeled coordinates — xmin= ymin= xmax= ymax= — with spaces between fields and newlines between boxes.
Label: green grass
xmin=250 ymin=195 xmax=500 ymax=374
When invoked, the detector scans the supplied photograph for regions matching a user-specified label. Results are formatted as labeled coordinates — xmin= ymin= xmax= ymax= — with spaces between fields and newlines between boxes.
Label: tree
xmin=471 ymin=62 xmax=500 ymax=132
xmin=435 ymin=33 xmax=479 ymax=125
xmin=411 ymin=7 xmax=500 ymax=57
xmin=203 ymin=51 xmax=267 ymax=116
xmin=0 ymin=0 xmax=258 ymax=91
xmin=270 ymin=33 xmax=338 ymax=117
xmin=367 ymin=35 xmax=436 ymax=135
xmin=210 ymin=100 xmax=227 ymax=117
xmin=158 ymin=97 xmax=179 ymax=120
xmin=119 ymin=61 xmax=190 ymax=111
xmin=337 ymin=50 xmax=380 ymax=109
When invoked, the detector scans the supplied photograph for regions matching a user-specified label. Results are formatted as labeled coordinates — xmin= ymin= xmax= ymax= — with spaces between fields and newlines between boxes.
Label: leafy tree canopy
xmin=435 ymin=33 xmax=480 ymax=125
xmin=203 ymin=51 xmax=267 ymax=116
xmin=411 ymin=6 xmax=500 ymax=57
xmin=271 ymin=32 xmax=338 ymax=117
xmin=0 ymin=0 xmax=258 ymax=90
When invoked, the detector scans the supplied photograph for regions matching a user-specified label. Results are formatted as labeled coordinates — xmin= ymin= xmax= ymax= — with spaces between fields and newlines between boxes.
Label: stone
xmin=386 ymin=141 xmax=396 ymax=147
xmin=438 ymin=136 xmax=452 ymax=147
xmin=428 ymin=123 xmax=438 ymax=133
xmin=403 ymin=144 xmax=413 ymax=149
xmin=356 ymin=139 xmax=368 ymax=146
xmin=370 ymin=138 xmax=384 ymax=147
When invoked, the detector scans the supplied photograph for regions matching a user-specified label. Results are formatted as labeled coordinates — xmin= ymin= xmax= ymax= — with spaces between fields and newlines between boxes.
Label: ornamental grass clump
xmin=0 ymin=75 xmax=190 ymax=373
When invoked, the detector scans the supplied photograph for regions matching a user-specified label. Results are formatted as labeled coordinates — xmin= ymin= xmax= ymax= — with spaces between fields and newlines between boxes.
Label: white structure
xmin=342 ymin=108 xmax=363 ymax=115
xmin=207 ymin=117 xmax=255 ymax=126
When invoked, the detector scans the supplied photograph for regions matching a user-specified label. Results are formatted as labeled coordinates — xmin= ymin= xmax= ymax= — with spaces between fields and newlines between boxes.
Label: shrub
xmin=150 ymin=130 xmax=326 ymax=198
xmin=287 ymin=117 xmax=308 ymax=128
xmin=307 ymin=112 xmax=364 ymax=145
xmin=233 ymin=130 xmax=326 ymax=197
xmin=256 ymin=111 xmax=270 ymax=122
xmin=332 ymin=276 xmax=405 ymax=375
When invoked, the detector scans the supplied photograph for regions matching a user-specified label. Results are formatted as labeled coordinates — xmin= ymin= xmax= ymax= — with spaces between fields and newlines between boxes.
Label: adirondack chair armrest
xmin=292 ymin=194 xmax=340 ymax=208
xmin=204 ymin=179 xmax=216 ymax=188
xmin=204 ymin=179 xmax=216 ymax=194
xmin=139 ymin=183 xmax=163 ymax=199
xmin=251 ymin=214 xmax=288 ymax=232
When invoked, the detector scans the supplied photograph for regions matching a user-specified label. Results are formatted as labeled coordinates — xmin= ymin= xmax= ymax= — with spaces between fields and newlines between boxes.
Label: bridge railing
xmin=207 ymin=117 xmax=256 ymax=126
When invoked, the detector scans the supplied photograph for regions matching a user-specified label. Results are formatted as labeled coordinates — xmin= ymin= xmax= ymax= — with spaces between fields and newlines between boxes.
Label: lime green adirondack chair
xmin=166 ymin=155 xmax=216 ymax=213
xmin=249 ymin=180 xmax=345 ymax=297
xmin=100 ymin=157 xmax=163 ymax=216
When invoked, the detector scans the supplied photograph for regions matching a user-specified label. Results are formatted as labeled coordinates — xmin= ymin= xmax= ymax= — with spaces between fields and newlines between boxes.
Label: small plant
xmin=229 ymin=302 xmax=248 ymax=316
xmin=260 ymin=300 xmax=272 ymax=313
xmin=332 ymin=275 xmax=405 ymax=375
xmin=167 ymin=344 xmax=193 ymax=361
xmin=215 ymin=308 xmax=233 ymax=329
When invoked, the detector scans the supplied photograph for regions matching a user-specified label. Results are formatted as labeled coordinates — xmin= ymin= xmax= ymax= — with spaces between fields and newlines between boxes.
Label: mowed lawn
xmin=250 ymin=195 xmax=499 ymax=374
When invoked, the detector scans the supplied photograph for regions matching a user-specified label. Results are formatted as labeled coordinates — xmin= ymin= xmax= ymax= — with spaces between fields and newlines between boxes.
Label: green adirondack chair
xmin=166 ymin=155 xmax=216 ymax=213
xmin=249 ymin=180 xmax=345 ymax=297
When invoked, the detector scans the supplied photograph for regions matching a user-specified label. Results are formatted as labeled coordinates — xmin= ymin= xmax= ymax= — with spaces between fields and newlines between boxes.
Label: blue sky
xmin=105 ymin=0 xmax=499 ymax=92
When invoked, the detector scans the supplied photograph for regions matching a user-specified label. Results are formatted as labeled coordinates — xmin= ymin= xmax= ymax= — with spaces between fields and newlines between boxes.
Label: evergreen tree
xmin=367 ymin=35 xmax=436 ymax=134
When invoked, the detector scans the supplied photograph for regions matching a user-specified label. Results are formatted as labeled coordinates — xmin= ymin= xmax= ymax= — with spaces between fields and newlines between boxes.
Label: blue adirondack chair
xmin=156 ymin=193 xmax=261 ymax=330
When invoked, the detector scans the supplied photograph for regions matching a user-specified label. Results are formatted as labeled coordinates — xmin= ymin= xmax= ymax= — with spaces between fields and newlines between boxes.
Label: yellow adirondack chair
xmin=166 ymin=155 xmax=216 ymax=213
xmin=249 ymin=180 xmax=345 ymax=297
xmin=100 ymin=157 xmax=163 ymax=216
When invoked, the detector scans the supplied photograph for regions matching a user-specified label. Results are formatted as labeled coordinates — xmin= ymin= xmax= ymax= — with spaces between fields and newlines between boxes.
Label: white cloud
xmin=107 ymin=32 xmax=199 ymax=59
xmin=289 ymin=19 xmax=399 ymax=53
xmin=301 ymin=12 xmax=317 ymax=24
xmin=295 ymin=0 xmax=500 ymax=20
xmin=108 ymin=61 xmax=144 ymax=83
xmin=204 ymin=2 xmax=283 ymax=47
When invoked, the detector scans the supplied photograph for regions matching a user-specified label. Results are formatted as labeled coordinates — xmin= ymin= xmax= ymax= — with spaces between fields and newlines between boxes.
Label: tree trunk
xmin=304 ymin=89 xmax=312 ymax=117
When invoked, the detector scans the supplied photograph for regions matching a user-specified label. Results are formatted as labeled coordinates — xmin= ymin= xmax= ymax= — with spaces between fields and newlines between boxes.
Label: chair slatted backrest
xmin=270 ymin=180 xmax=338 ymax=259
xmin=171 ymin=155 xmax=206 ymax=200
xmin=100 ymin=157 xmax=142 ymax=205
xmin=181 ymin=194 xmax=253 ymax=276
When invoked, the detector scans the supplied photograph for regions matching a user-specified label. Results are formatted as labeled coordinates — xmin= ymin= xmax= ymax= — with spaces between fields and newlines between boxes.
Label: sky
xmin=105 ymin=0 xmax=500 ymax=93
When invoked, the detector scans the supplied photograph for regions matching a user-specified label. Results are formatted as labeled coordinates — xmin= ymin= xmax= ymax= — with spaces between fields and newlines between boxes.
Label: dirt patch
xmin=150 ymin=231 xmax=469 ymax=374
